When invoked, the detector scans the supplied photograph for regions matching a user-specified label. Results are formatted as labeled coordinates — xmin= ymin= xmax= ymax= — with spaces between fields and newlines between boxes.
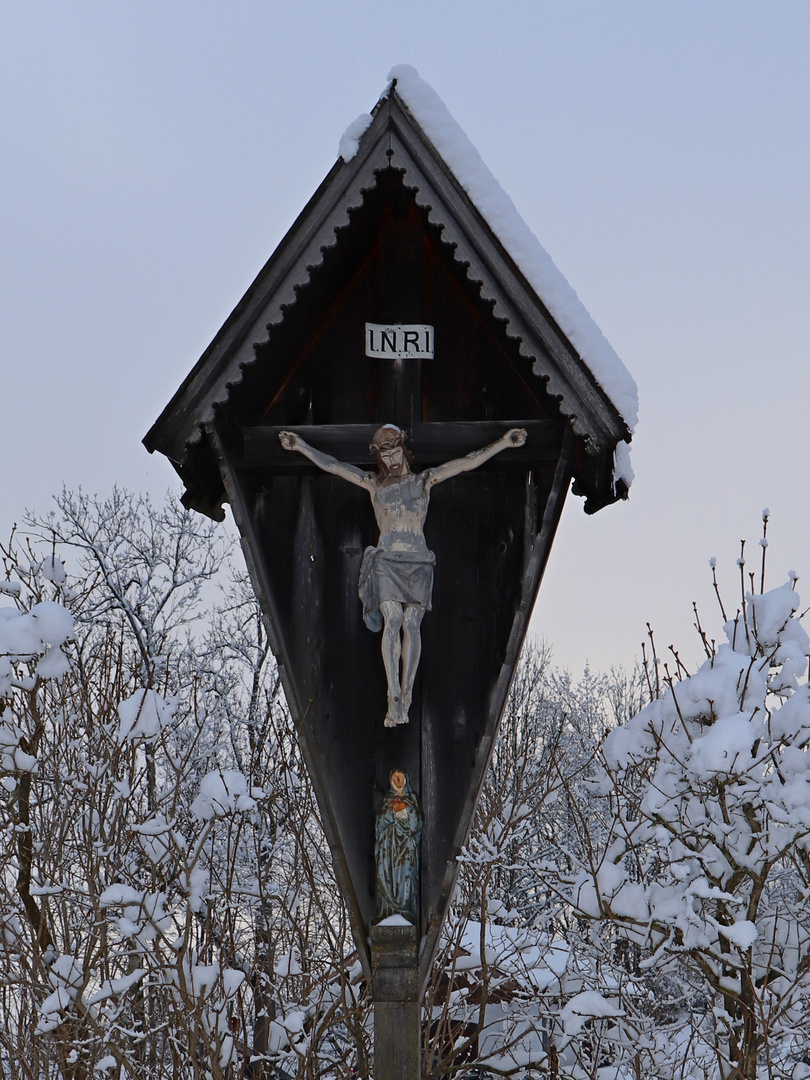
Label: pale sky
xmin=2 ymin=2 xmax=808 ymax=676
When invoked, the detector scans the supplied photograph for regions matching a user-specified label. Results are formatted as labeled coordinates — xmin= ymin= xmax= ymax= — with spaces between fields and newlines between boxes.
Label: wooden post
xmin=371 ymin=923 xmax=421 ymax=1079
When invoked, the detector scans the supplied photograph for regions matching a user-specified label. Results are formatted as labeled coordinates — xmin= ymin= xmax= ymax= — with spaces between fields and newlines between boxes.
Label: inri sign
xmin=365 ymin=323 xmax=434 ymax=359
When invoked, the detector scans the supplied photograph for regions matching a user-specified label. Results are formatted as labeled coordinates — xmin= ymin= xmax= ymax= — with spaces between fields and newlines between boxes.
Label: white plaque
xmin=365 ymin=323 xmax=434 ymax=359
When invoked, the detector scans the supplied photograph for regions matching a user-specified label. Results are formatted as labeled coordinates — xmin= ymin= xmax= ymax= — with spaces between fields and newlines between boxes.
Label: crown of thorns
xmin=369 ymin=425 xmax=407 ymax=452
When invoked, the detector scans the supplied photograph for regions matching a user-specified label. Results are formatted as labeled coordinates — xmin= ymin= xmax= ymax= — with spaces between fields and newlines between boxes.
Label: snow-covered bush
xmin=0 ymin=491 xmax=366 ymax=1080
xmin=424 ymin=648 xmax=648 ymax=1079
xmin=574 ymin=516 xmax=810 ymax=1080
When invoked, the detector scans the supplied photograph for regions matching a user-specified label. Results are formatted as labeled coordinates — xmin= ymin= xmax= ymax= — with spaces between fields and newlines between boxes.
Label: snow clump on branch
xmin=191 ymin=769 xmax=265 ymax=821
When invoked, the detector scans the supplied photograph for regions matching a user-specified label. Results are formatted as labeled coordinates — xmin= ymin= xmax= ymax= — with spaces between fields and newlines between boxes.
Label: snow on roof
xmin=341 ymin=66 xmax=639 ymax=434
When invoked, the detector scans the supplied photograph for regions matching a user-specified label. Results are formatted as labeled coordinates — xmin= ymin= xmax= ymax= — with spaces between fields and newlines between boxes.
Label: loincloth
xmin=358 ymin=547 xmax=435 ymax=632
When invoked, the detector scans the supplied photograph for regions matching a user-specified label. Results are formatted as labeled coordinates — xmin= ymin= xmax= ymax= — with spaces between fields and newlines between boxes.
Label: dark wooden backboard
xmin=195 ymin=169 xmax=578 ymax=983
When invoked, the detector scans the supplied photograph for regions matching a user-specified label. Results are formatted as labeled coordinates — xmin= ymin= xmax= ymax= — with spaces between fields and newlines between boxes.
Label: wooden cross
xmin=231 ymin=420 xmax=563 ymax=474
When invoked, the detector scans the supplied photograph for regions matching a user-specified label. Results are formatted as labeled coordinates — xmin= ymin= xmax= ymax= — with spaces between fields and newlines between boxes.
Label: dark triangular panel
xmin=196 ymin=172 xmax=570 ymax=980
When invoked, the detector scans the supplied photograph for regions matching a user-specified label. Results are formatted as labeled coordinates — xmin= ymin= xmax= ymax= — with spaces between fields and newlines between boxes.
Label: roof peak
xmin=339 ymin=66 xmax=638 ymax=436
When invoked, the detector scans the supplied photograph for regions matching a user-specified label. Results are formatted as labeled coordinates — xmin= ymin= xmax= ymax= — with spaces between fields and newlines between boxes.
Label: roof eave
xmin=144 ymin=102 xmax=398 ymax=462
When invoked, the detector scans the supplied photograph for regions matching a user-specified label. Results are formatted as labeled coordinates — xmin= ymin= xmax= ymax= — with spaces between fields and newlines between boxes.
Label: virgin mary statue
xmin=375 ymin=769 xmax=423 ymax=924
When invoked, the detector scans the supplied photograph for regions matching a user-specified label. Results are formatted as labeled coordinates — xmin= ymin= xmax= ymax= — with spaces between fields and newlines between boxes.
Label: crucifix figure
xmin=279 ymin=424 xmax=527 ymax=726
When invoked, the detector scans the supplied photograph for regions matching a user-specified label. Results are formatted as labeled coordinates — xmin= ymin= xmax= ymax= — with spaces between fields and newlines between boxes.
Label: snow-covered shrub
xmin=0 ymin=491 xmax=366 ymax=1080
xmin=576 ymin=516 xmax=810 ymax=1080
xmin=424 ymin=647 xmax=649 ymax=1079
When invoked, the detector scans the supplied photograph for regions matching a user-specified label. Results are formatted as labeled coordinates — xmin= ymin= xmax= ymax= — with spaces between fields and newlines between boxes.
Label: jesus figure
xmin=279 ymin=424 xmax=527 ymax=727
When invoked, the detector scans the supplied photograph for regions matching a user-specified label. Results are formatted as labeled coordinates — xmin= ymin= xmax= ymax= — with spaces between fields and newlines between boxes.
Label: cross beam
xmin=233 ymin=420 xmax=563 ymax=473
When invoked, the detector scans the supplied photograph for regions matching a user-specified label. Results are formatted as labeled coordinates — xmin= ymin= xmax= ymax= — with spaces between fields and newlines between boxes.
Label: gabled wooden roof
xmin=144 ymin=77 xmax=633 ymax=516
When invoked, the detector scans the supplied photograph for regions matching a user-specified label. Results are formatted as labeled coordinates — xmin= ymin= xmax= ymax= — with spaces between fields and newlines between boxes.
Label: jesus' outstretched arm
xmin=424 ymin=427 xmax=527 ymax=488
xmin=278 ymin=430 xmax=371 ymax=490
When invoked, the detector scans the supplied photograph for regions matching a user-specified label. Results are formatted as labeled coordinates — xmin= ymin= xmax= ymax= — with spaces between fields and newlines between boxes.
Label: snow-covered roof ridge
xmin=380 ymin=64 xmax=638 ymax=434
xmin=146 ymin=68 xmax=637 ymax=517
